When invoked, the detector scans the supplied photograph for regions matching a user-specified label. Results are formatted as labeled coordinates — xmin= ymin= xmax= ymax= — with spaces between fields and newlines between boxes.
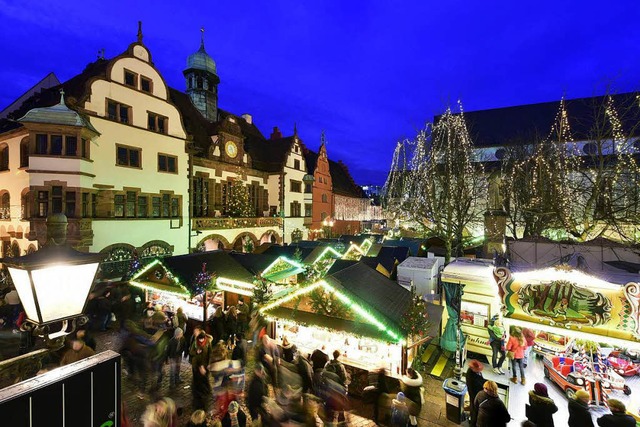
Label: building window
xmin=116 ymin=145 xmax=141 ymax=168
xmin=65 ymin=136 xmax=77 ymax=156
xmin=171 ymin=197 xmax=179 ymax=217
xmin=304 ymin=183 xmax=312 ymax=193
xmin=50 ymin=135 xmax=63 ymax=155
xmin=65 ymin=191 xmax=76 ymax=218
xmin=140 ymin=76 xmax=153 ymax=93
xmin=35 ymin=134 xmax=48 ymax=154
xmin=162 ymin=194 xmax=170 ymax=217
xmin=91 ymin=193 xmax=97 ymax=217
xmin=0 ymin=193 xmax=9 ymax=219
xmin=147 ymin=112 xmax=167 ymax=134
xmin=137 ymin=196 xmax=148 ymax=218
xmin=124 ymin=70 xmax=137 ymax=88
xmin=20 ymin=140 xmax=29 ymax=167
xmin=51 ymin=186 xmax=63 ymax=214
xmin=0 ymin=144 xmax=8 ymax=171
xmin=290 ymin=201 xmax=301 ymax=217
xmin=126 ymin=191 xmax=136 ymax=217
xmin=81 ymin=138 xmax=89 ymax=159
xmin=82 ymin=193 xmax=90 ymax=217
xmin=152 ymin=196 xmax=161 ymax=218
xmin=294 ymin=159 xmax=300 ymax=170
xmin=305 ymin=203 xmax=312 ymax=217
xmin=321 ymin=193 xmax=328 ymax=203
xmin=290 ymin=180 xmax=301 ymax=193
xmin=37 ymin=191 xmax=48 ymax=217
xmin=321 ymin=212 xmax=327 ymax=220
xmin=107 ymin=100 xmax=131 ymax=124
xmin=114 ymin=194 xmax=125 ymax=218
xmin=158 ymin=154 xmax=177 ymax=173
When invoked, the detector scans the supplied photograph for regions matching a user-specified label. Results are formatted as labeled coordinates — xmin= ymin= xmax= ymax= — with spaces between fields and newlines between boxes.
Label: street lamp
xmin=0 ymin=213 xmax=104 ymax=346
xmin=322 ymin=218 xmax=334 ymax=238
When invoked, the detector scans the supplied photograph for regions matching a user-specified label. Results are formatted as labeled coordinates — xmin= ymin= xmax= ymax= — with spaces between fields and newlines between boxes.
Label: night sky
xmin=1 ymin=1 xmax=639 ymax=185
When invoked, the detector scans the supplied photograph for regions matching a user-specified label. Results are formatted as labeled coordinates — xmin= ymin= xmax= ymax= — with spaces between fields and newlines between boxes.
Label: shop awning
xmin=129 ymin=279 xmax=191 ymax=298
xmin=265 ymin=306 xmax=402 ymax=344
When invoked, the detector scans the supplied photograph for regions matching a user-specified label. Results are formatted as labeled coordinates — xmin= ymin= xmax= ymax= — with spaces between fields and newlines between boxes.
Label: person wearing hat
xmin=221 ymin=400 xmax=247 ymax=427
xmin=526 ymin=382 xmax=558 ymax=427
xmin=465 ymin=360 xmax=485 ymax=427
xmin=568 ymin=389 xmax=594 ymax=427
xmin=391 ymin=392 xmax=410 ymax=427
xmin=475 ymin=380 xmax=510 ymax=427
xmin=597 ymin=399 xmax=635 ymax=427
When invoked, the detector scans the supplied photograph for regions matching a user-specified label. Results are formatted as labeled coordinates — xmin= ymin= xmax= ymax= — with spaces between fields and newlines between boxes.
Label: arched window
xmin=321 ymin=193 xmax=328 ymax=203
xmin=21 ymin=189 xmax=32 ymax=220
xmin=0 ymin=192 xmax=9 ymax=219
xmin=20 ymin=138 xmax=29 ymax=168
xmin=0 ymin=144 xmax=8 ymax=171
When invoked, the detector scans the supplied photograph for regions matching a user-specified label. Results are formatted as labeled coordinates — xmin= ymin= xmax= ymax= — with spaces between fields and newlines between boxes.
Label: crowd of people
xmin=465 ymin=357 xmax=637 ymax=427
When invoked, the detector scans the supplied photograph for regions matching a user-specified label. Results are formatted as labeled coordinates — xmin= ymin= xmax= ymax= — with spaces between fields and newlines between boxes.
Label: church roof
xmin=185 ymin=41 xmax=217 ymax=75
xmin=439 ymin=92 xmax=640 ymax=148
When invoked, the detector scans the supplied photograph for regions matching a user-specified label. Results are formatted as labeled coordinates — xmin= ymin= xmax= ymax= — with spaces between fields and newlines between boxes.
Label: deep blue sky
xmin=1 ymin=1 xmax=639 ymax=185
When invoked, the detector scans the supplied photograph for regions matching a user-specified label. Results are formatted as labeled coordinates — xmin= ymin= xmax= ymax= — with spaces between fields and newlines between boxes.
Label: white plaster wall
xmin=92 ymin=219 xmax=187 ymax=254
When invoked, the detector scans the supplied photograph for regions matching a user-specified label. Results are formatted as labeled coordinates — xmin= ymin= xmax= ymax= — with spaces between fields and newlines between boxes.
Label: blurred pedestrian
xmin=175 ymin=306 xmax=188 ymax=332
xmin=60 ymin=336 xmax=95 ymax=366
xmin=568 ymin=389 xmax=594 ymax=427
xmin=324 ymin=350 xmax=348 ymax=389
xmin=76 ymin=327 xmax=96 ymax=351
xmin=225 ymin=306 xmax=238 ymax=341
xmin=231 ymin=333 xmax=247 ymax=367
xmin=281 ymin=336 xmax=297 ymax=363
xmin=186 ymin=409 xmax=208 ymax=427
xmin=400 ymin=367 xmax=423 ymax=426
xmin=167 ymin=327 xmax=185 ymax=387
xmin=466 ymin=360 xmax=485 ymax=427
xmin=367 ymin=367 xmax=391 ymax=425
xmin=236 ymin=299 xmax=249 ymax=335
xmin=190 ymin=331 xmax=213 ymax=410
xmin=596 ymin=399 xmax=635 ymax=427
xmin=221 ymin=401 xmax=246 ymax=427
xmin=522 ymin=328 xmax=535 ymax=368
xmin=95 ymin=290 xmax=112 ymax=331
xmin=311 ymin=345 xmax=329 ymax=373
xmin=391 ymin=392 xmax=410 ymax=427
xmin=527 ymin=382 xmax=557 ymax=427
xmin=209 ymin=306 xmax=225 ymax=343
xmin=475 ymin=380 xmax=510 ymax=427
xmin=247 ymin=365 xmax=268 ymax=423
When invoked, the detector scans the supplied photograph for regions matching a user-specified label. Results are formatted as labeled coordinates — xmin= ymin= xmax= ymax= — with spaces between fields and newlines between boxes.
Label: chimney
xmin=270 ymin=126 xmax=283 ymax=140
xmin=241 ymin=113 xmax=252 ymax=124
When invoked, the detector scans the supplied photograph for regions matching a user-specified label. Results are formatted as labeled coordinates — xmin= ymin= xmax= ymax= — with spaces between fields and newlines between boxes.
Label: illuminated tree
xmin=228 ymin=177 xmax=252 ymax=217
xmin=385 ymin=102 xmax=487 ymax=262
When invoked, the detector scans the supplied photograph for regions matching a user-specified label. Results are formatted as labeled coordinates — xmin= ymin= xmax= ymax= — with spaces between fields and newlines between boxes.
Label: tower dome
xmin=186 ymin=41 xmax=217 ymax=75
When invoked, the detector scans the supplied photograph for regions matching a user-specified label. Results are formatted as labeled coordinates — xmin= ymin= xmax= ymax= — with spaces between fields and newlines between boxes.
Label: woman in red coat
xmin=506 ymin=326 xmax=526 ymax=385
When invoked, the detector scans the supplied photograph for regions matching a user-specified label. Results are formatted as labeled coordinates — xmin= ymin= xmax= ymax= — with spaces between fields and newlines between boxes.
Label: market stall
xmin=260 ymin=262 xmax=417 ymax=395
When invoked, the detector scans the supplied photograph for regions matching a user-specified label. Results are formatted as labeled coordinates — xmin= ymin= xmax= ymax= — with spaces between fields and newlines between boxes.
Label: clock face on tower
xmin=225 ymin=141 xmax=238 ymax=158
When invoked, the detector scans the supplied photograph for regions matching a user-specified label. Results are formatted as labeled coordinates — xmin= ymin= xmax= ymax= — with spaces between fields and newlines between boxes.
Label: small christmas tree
xmin=228 ymin=177 xmax=252 ymax=217
xmin=122 ymin=249 xmax=142 ymax=281
xmin=252 ymin=275 xmax=273 ymax=306
xmin=192 ymin=262 xmax=213 ymax=296
xmin=401 ymin=289 xmax=432 ymax=343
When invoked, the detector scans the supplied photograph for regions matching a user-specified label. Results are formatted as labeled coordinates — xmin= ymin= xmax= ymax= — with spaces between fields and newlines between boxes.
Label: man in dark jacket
xmin=568 ymin=389 xmax=594 ymax=427
xmin=324 ymin=350 xmax=348 ymax=389
xmin=247 ymin=365 xmax=268 ymax=422
xmin=597 ymin=399 xmax=636 ymax=427
xmin=465 ymin=360 xmax=485 ymax=427
xmin=527 ymin=383 xmax=558 ymax=427
xmin=231 ymin=333 xmax=247 ymax=367
xmin=310 ymin=345 xmax=329 ymax=373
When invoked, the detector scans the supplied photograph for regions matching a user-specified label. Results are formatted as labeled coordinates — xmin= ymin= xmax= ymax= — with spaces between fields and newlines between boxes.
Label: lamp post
xmin=322 ymin=218 xmax=334 ymax=239
xmin=0 ymin=213 xmax=104 ymax=348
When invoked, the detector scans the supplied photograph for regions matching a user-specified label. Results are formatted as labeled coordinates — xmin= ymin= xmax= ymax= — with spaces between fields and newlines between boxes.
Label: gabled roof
xmin=162 ymin=251 xmax=254 ymax=286
xmin=329 ymin=159 xmax=365 ymax=197
xmin=245 ymin=135 xmax=296 ymax=173
xmin=302 ymin=147 xmax=319 ymax=175
xmin=258 ymin=244 xmax=315 ymax=261
xmin=228 ymin=252 xmax=278 ymax=275
xmin=326 ymin=259 xmax=358 ymax=275
xmin=440 ymin=92 xmax=640 ymax=148
xmin=325 ymin=262 xmax=411 ymax=329
xmin=364 ymin=246 xmax=410 ymax=274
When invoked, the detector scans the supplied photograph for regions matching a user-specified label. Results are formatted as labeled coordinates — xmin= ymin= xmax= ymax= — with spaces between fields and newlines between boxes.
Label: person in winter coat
xmin=400 ymin=367 xmax=423 ymax=426
xmin=174 ymin=307 xmax=188 ymax=332
xmin=487 ymin=319 xmax=506 ymax=374
xmin=506 ymin=326 xmax=526 ymax=385
xmin=225 ymin=306 xmax=238 ymax=342
xmin=522 ymin=328 xmax=535 ymax=368
xmin=60 ymin=337 xmax=96 ymax=366
xmin=190 ymin=332 xmax=213 ymax=410
xmin=166 ymin=327 xmax=185 ymax=387
xmin=236 ymin=299 xmax=250 ymax=335
xmin=185 ymin=409 xmax=207 ymax=427
xmin=324 ymin=350 xmax=349 ymax=389
xmin=209 ymin=306 xmax=225 ymax=343
xmin=311 ymin=345 xmax=330 ymax=373
xmin=568 ymin=389 xmax=594 ymax=427
xmin=281 ymin=336 xmax=297 ymax=363
xmin=527 ymin=383 xmax=558 ymax=427
xmin=597 ymin=399 xmax=636 ymax=427
xmin=474 ymin=380 xmax=510 ymax=427
xmin=247 ymin=365 xmax=269 ymax=423
xmin=391 ymin=392 xmax=410 ymax=427
xmin=221 ymin=400 xmax=247 ymax=427
xmin=465 ymin=359 xmax=485 ymax=427
xmin=231 ymin=333 xmax=247 ymax=367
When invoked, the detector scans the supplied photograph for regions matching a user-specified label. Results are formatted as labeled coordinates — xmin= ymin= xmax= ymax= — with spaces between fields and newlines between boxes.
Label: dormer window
xmin=140 ymin=76 xmax=152 ymax=93
xmin=124 ymin=70 xmax=138 ymax=88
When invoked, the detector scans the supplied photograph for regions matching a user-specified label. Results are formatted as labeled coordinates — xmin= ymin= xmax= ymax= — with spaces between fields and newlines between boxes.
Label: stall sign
xmin=494 ymin=266 xmax=640 ymax=343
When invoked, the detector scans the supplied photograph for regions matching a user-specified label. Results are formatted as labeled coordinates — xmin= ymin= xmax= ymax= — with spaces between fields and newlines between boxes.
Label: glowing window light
xmin=216 ymin=277 xmax=254 ymax=290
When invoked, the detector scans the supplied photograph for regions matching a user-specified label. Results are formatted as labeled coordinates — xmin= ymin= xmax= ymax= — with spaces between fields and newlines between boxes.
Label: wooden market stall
xmin=260 ymin=262 xmax=419 ymax=395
